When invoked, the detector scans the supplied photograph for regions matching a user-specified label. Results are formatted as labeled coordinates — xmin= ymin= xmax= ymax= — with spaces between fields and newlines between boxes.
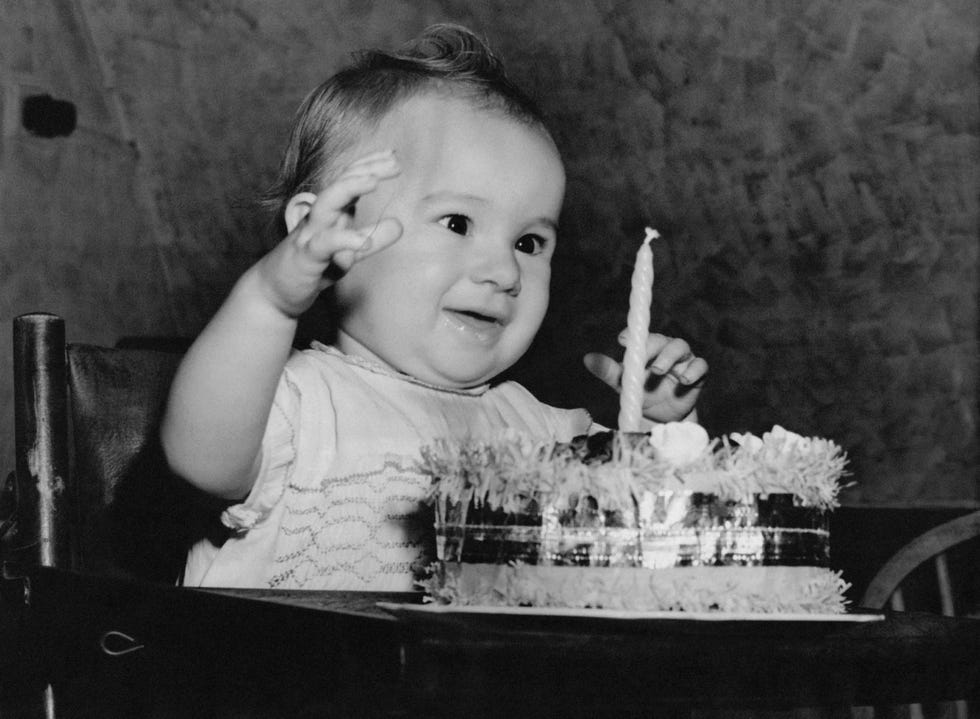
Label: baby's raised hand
xmin=256 ymin=150 xmax=402 ymax=317
xmin=583 ymin=332 xmax=708 ymax=424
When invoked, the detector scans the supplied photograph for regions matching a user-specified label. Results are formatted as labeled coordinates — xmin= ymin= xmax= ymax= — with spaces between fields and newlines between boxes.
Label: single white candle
xmin=618 ymin=227 xmax=658 ymax=432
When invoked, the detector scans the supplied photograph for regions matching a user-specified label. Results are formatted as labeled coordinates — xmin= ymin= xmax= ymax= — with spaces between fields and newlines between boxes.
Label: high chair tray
xmin=376 ymin=602 xmax=884 ymax=636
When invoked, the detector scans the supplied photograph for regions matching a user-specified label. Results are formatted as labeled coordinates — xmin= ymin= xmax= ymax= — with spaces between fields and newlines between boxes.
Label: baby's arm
xmin=161 ymin=151 xmax=401 ymax=499
xmin=583 ymin=332 xmax=707 ymax=425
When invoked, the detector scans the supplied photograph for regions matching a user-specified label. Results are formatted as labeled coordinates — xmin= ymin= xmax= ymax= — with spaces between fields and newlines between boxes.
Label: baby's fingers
xmin=327 ymin=217 xmax=403 ymax=278
xmin=306 ymin=151 xmax=400 ymax=235
xmin=617 ymin=331 xmax=706 ymax=386
xmin=647 ymin=336 xmax=706 ymax=386
xmin=353 ymin=217 xmax=402 ymax=259
xmin=583 ymin=352 xmax=623 ymax=390
xmin=664 ymin=355 xmax=708 ymax=386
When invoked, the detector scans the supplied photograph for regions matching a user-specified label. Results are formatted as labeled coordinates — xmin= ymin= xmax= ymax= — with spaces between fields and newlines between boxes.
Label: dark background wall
xmin=1 ymin=0 xmax=977 ymax=507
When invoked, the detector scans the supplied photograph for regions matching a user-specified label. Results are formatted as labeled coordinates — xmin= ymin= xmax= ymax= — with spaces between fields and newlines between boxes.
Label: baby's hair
xmin=262 ymin=24 xmax=548 ymax=234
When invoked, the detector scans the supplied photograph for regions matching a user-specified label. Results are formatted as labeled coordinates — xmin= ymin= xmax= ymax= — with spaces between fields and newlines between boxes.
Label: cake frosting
xmin=419 ymin=423 xmax=851 ymax=613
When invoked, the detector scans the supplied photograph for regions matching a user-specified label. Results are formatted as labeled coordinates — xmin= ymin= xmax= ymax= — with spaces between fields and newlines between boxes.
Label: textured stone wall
xmin=1 ymin=0 xmax=977 ymax=506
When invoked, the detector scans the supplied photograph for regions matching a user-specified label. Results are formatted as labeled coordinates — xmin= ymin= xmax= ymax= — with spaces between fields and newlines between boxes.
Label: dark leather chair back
xmin=9 ymin=312 xmax=221 ymax=583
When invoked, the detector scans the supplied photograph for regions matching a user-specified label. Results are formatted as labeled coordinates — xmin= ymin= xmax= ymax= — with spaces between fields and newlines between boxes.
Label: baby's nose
xmin=470 ymin=242 xmax=521 ymax=295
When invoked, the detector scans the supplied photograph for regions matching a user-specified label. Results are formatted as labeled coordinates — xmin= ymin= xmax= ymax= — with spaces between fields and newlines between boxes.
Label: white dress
xmin=184 ymin=343 xmax=592 ymax=590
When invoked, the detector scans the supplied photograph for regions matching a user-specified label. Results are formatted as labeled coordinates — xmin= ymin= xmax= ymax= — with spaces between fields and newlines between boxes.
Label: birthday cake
xmin=419 ymin=423 xmax=851 ymax=613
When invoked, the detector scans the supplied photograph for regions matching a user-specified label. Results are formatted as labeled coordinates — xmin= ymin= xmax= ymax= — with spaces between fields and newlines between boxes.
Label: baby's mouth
xmin=444 ymin=308 xmax=505 ymax=339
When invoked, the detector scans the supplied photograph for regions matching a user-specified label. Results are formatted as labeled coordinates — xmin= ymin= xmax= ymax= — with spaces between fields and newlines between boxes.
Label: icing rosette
xmin=648 ymin=421 xmax=710 ymax=465
xmin=722 ymin=425 xmax=850 ymax=508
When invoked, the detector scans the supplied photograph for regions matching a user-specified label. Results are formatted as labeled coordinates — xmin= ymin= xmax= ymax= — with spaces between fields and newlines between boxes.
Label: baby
xmin=161 ymin=25 xmax=708 ymax=590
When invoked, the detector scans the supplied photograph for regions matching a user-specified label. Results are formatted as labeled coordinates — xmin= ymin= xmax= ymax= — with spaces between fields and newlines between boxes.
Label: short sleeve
xmin=488 ymin=380 xmax=594 ymax=440
xmin=219 ymin=368 xmax=303 ymax=532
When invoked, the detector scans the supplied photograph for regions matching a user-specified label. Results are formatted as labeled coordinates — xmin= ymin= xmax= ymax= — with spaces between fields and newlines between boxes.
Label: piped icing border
xmin=420 ymin=423 xmax=850 ymax=516
xmin=423 ymin=563 xmax=851 ymax=614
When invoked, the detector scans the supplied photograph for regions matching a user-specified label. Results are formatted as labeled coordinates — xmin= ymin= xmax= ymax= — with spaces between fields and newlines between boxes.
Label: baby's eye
xmin=439 ymin=214 xmax=471 ymax=236
xmin=515 ymin=234 xmax=548 ymax=255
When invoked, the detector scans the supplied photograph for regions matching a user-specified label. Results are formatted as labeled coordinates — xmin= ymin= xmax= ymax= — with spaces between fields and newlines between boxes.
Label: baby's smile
xmin=442 ymin=306 xmax=507 ymax=344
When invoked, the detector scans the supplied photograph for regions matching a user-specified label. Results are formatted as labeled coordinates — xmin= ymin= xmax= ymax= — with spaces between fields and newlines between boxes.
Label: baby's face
xmin=331 ymin=93 xmax=565 ymax=388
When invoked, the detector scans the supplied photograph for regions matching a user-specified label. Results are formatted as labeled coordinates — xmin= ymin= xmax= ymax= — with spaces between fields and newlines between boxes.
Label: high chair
xmin=2 ymin=312 xmax=212 ymax=718
xmin=6 ymin=312 xmax=196 ymax=582
xmin=858 ymin=508 xmax=980 ymax=719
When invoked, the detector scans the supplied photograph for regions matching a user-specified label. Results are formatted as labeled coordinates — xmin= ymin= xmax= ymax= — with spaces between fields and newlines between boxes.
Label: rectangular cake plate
xmin=376 ymin=602 xmax=885 ymax=636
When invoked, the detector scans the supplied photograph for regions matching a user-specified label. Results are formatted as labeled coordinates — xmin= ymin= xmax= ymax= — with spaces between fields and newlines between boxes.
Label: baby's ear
xmin=284 ymin=192 xmax=318 ymax=232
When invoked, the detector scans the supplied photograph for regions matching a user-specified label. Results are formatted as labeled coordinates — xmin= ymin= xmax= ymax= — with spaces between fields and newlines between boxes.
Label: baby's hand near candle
xmin=256 ymin=150 xmax=403 ymax=318
xmin=583 ymin=332 xmax=707 ymax=424
xmin=638 ymin=333 xmax=707 ymax=422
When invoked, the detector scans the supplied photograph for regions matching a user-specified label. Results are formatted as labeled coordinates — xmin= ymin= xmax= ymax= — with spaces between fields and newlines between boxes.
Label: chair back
xmin=9 ymin=313 xmax=194 ymax=582
xmin=860 ymin=509 xmax=980 ymax=613
xmin=859 ymin=508 xmax=980 ymax=719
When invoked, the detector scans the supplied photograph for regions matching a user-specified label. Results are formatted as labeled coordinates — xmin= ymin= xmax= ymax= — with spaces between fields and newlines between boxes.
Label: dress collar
xmin=310 ymin=342 xmax=491 ymax=396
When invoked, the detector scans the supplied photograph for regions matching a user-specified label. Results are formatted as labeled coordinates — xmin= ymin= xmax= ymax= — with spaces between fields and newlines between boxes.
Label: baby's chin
xmin=429 ymin=343 xmax=543 ymax=389
xmin=407 ymin=363 xmax=501 ymax=389
xmin=400 ymin=349 xmax=522 ymax=389
xmin=338 ymin=329 xmax=521 ymax=389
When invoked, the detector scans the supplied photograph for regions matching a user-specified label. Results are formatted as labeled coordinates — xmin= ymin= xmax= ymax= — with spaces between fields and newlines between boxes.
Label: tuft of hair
xmin=261 ymin=24 xmax=546 ymax=235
